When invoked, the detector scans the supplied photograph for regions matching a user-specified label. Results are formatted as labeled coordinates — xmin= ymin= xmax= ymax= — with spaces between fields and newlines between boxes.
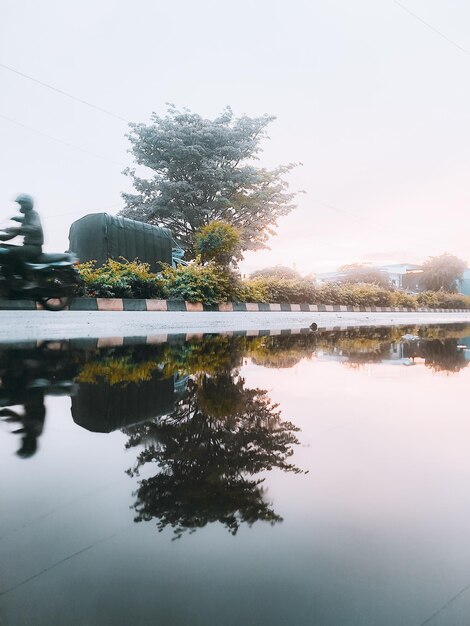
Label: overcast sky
xmin=1 ymin=0 xmax=470 ymax=274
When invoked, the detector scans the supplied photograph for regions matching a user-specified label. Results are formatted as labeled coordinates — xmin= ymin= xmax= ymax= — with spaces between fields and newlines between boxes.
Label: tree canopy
xmin=250 ymin=265 xmax=301 ymax=280
xmin=420 ymin=253 xmax=467 ymax=292
xmin=338 ymin=263 xmax=390 ymax=288
xmin=120 ymin=105 xmax=297 ymax=258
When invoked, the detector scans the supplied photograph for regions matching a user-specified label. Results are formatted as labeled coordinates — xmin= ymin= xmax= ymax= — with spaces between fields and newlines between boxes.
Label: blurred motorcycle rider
xmin=1 ymin=193 xmax=43 ymax=288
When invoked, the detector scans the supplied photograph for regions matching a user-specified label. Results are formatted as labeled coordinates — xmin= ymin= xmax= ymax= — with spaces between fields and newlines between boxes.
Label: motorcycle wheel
xmin=38 ymin=296 xmax=72 ymax=311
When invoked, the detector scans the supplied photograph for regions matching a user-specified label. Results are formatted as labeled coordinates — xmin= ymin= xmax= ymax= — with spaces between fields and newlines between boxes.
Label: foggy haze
xmin=1 ymin=0 xmax=469 ymax=274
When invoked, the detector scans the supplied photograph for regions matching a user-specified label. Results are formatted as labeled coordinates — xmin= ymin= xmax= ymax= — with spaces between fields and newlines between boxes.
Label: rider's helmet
xmin=15 ymin=193 xmax=34 ymax=213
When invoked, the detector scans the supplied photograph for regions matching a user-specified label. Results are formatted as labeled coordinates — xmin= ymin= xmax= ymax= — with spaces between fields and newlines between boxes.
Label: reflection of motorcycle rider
xmin=0 ymin=347 xmax=46 ymax=457
xmin=0 ymin=345 xmax=79 ymax=457
xmin=0 ymin=388 xmax=45 ymax=458
xmin=0 ymin=193 xmax=43 ymax=289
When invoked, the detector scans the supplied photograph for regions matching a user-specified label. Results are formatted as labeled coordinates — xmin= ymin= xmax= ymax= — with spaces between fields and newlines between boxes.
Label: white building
xmin=376 ymin=264 xmax=422 ymax=289
xmin=316 ymin=263 xmax=423 ymax=289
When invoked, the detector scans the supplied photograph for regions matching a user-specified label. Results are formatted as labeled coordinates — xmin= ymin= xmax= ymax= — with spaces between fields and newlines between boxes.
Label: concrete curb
xmin=0 ymin=297 xmax=469 ymax=313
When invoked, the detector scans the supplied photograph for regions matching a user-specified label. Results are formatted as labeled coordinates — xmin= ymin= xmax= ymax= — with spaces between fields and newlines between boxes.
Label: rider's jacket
xmin=19 ymin=210 xmax=44 ymax=247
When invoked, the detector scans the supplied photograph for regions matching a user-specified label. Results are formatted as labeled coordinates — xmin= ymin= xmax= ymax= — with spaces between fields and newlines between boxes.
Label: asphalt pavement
xmin=1 ymin=310 xmax=470 ymax=342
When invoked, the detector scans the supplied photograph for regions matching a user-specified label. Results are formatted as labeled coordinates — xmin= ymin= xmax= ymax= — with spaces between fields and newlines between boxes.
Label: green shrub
xmin=417 ymin=290 xmax=470 ymax=309
xmin=78 ymin=259 xmax=166 ymax=299
xmin=234 ymin=279 xmax=269 ymax=303
xmin=162 ymin=262 xmax=235 ymax=304
xmin=77 ymin=258 xmax=470 ymax=308
xmin=237 ymin=277 xmax=316 ymax=304
xmin=390 ymin=291 xmax=417 ymax=309
xmin=263 ymin=278 xmax=316 ymax=303
xmin=315 ymin=283 xmax=393 ymax=307
xmin=194 ymin=221 xmax=241 ymax=266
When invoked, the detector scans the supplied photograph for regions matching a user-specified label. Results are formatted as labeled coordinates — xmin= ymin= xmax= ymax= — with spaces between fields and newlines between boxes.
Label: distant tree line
xmin=337 ymin=254 xmax=467 ymax=293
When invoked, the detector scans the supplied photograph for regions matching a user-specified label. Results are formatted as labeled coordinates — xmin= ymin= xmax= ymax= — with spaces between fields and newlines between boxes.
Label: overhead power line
xmin=0 ymin=113 xmax=127 ymax=167
xmin=311 ymin=199 xmax=388 ymax=234
xmin=0 ymin=62 xmax=130 ymax=123
xmin=390 ymin=0 xmax=470 ymax=57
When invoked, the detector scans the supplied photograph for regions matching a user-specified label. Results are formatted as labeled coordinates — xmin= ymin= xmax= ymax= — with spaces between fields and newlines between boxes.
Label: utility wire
xmin=0 ymin=110 xmax=394 ymax=238
xmin=0 ymin=66 xmax=388 ymax=240
xmin=419 ymin=580 xmax=470 ymax=625
xmin=0 ymin=64 xmax=387 ymax=236
xmin=390 ymin=0 xmax=470 ymax=57
xmin=311 ymin=199 xmax=388 ymax=234
xmin=0 ymin=479 xmax=126 ymax=543
xmin=0 ymin=62 xmax=130 ymax=123
xmin=0 ymin=525 xmax=133 ymax=597
xmin=0 ymin=113 xmax=127 ymax=167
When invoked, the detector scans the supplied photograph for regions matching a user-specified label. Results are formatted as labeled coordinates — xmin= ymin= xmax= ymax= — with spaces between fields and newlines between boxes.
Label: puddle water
xmin=1 ymin=324 xmax=470 ymax=626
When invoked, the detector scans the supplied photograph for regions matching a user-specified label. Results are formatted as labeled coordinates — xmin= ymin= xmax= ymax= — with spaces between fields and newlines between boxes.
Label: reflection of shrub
xmin=78 ymin=259 xmax=166 ymax=299
xmin=161 ymin=335 xmax=247 ymax=376
xmin=249 ymin=336 xmax=314 ymax=368
xmin=77 ymin=356 xmax=158 ymax=385
xmin=162 ymin=263 xmax=236 ymax=304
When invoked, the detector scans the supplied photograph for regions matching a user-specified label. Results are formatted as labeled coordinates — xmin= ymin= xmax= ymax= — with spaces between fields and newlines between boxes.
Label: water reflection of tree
xmin=408 ymin=338 xmax=468 ymax=374
xmin=125 ymin=372 xmax=303 ymax=539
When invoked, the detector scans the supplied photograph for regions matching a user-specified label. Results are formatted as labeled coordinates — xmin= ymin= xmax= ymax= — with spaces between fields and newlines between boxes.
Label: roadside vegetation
xmin=77 ymin=214 xmax=470 ymax=308
xmin=77 ymin=256 xmax=470 ymax=309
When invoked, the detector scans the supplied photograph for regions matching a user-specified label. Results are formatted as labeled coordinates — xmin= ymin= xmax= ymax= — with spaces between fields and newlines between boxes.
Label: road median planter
xmin=0 ymin=298 xmax=469 ymax=313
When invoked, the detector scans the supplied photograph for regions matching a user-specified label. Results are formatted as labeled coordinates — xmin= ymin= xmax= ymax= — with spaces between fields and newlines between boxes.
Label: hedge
xmin=77 ymin=261 xmax=470 ymax=309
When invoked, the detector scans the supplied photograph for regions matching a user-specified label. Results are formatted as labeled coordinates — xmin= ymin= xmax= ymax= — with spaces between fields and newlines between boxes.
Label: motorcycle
xmin=0 ymin=239 xmax=82 ymax=311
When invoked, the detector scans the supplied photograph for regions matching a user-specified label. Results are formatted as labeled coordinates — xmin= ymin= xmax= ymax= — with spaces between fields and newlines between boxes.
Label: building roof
xmin=377 ymin=263 xmax=422 ymax=273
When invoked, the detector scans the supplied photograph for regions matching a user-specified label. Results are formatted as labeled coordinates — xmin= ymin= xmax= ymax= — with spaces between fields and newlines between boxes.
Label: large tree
xmin=120 ymin=105 xmax=297 ymax=258
xmin=420 ymin=253 xmax=467 ymax=292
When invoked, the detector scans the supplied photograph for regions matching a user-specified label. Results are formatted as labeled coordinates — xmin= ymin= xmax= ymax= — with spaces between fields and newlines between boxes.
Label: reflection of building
xmin=315 ymin=335 xmax=470 ymax=373
xmin=316 ymin=342 xmax=414 ymax=366
xmin=456 ymin=336 xmax=470 ymax=361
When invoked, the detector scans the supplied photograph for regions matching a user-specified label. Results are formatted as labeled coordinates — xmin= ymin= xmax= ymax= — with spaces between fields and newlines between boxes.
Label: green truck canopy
xmin=68 ymin=213 xmax=173 ymax=271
